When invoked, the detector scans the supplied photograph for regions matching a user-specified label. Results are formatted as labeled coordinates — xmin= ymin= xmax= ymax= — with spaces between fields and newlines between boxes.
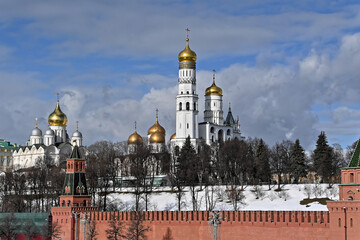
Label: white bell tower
xmin=172 ymin=29 xmax=199 ymax=151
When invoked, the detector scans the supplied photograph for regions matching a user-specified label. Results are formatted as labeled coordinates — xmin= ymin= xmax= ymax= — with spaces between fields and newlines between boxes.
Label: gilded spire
xmin=213 ymin=69 xmax=216 ymax=84
xmin=178 ymin=28 xmax=197 ymax=63
xmin=205 ymin=69 xmax=222 ymax=96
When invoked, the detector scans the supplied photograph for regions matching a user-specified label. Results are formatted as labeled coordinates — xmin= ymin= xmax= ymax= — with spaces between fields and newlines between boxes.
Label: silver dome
xmin=45 ymin=128 xmax=54 ymax=135
xmin=72 ymin=130 xmax=82 ymax=138
xmin=31 ymin=127 xmax=42 ymax=136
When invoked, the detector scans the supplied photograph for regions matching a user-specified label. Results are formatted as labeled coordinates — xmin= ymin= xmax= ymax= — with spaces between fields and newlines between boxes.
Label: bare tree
xmin=128 ymin=145 xmax=151 ymax=212
xmin=23 ymin=220 xmax=38 ymax=240
xmin=270 ymin=140 xmax=293 ymax=190
xmin=87 ymin=220 xmax=98 ymax=240
xmin=126 ymin=211 xmax=151 ymax=240
xmin=0 ymin=213 xmax=19 ymax=240
xmin=105 ymin=215 xmax=126 ymax=240
xmin=41 ymin=220 xmax=62 ymax=240
xmin=226 ymin=185 xmax=245 ymax=211
xmin=88 ymin=141 xmax=118 ymax=211
xmin=162 ymin=227 xmax=174 ymax=240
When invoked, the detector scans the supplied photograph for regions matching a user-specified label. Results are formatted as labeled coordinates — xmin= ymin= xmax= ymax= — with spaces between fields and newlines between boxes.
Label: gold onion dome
xmin=148 ymin=110 xmax=166 ymax=135
xmin=205 ymin=70 xmax=222 ymax=96
xmin=170 ymin=133 xmax=176 ymax=140
xmin=178 ymin=29 xmax=197 ymax=63
xmin=149 ymin=132 xmax=165 ymax=144
xmin=48 ymin=99 xmax=68 ymax=126
xmin=128 ymin=122 xmax=143 ymax=145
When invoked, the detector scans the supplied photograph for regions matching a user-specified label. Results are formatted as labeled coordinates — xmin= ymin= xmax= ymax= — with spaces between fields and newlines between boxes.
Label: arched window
xmin=179 ymin=102 xmax=182 ymax=110
xmin=194 ymin=103 xmax=196 ymax=111
xmin=68 ymin=200 xmax=71 ymax=207
xmin=62 ymin=200 xmax=65 ymax=207
xmin=175 ymin=146 xmax=180 ymax=156
xmin=350 ymin=173 xmax=354 ymax=183
xmin=187 ymin=91 xmax=189 ymax=94
xmin=218 ymin=130 xmax=224 ymax=143
xmin=187 ymin=123 xmax=189 ymax=129
xmin=227 ymin=129 xmax=231 ymax=135
xmin=350 ymin=218 xmax=353 ymax=228
xmin=211 ymin=136 xmax=214 ymax=142
xmin=338 ymin=218 xmax=341 ymax=227
xmin=186 ymin=102 xmax=190 ymax=110
xmin=210 ymin=127 xmax=215 ymax=133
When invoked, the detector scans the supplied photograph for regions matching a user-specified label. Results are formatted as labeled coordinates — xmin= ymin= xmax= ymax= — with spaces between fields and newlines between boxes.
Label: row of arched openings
xmin=179 ymin=102 xmax=196 ymax=111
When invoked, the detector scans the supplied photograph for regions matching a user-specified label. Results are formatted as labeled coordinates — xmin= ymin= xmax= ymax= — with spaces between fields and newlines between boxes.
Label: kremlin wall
xmin=50 ymin=142 xmax=360 ymax=240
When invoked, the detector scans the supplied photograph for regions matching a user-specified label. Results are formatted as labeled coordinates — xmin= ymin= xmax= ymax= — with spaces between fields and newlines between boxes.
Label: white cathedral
xmin=127 ymin=30 xmax=242 ymax=155
xmin=12 ymin=98 xmax=84 ymax=169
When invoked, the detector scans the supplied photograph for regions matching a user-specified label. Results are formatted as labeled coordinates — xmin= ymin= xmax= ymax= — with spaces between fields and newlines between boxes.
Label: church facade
xmin=12 ymin=97 xmax=84 ymax=169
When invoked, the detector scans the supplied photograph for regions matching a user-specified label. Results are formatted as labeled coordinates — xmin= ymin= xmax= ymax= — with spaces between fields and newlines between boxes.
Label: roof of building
xmin=224 ymin=107 xmax=235 ymax=125
xmin=0 ymin=140 xmax=19 ymax=150
xmin=349 ymin=138 xmax=360 ymax=167
xmin=70 ymin=145 xmax=81 ymax=159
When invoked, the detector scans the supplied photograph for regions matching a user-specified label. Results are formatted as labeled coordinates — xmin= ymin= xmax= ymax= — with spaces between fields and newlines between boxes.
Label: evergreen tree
xmin=254 ymin=139 xmax=270 ymax=185
xmin=290 ymin=139 xmax=307 ymax=183
xmin=177 ymin=136 xmax=199 ymax=211
xmin=313 ymin=131 xmax=333 ymax=182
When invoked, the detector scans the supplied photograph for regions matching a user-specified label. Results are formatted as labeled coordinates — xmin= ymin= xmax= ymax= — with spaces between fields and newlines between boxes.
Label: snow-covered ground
xmin=107 ymin=184 xmax=338 ymax=212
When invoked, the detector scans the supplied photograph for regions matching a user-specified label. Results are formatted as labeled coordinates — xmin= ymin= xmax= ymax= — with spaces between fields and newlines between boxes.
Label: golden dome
xmin=170 ymin=133 xmax=176 ymax=140
xmin=148 ymin=110 xmax=166 ymax=135
xmin=128 ymin=131 xmax=143 ymax=145
xmin=149 ymin=132 xmax=165 ymax=144
xmin=48 ymin=100 xmax=68 ymax=126
xmin=205 ymin=70 xmax=222 ymax=96
xmin=178 ymin=29 xmax=196 ymax=63
xmin=128 ymin=122 xmax=143 ymax=145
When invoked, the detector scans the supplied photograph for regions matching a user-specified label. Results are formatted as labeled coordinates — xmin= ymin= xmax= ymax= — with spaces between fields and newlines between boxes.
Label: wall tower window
xmin=179 ymin=102 xmax=182 ymax=110
xmin=350 ymin=173 xmax=354 ymax=183
xmin=194 ymin=103 xmax=196 ymax=111
xmin=186 ymin=102 xmax=190 ymax=110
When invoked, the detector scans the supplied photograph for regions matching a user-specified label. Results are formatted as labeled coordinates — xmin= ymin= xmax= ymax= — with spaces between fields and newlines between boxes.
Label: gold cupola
xmin=149 ymin=132 xmax=165 ymax=144
xmin=170 ymin=133 xmax=176 ymax=140
xmin=128 ymin=122 xmax=143 ymax=145
xmin=178 ymin=28 xmax=197 ymax=63
xmin=205 ymin=69 xmax=222 ymax=96
xmin=48 ymin=96 xmax=68 ymax=126
xmin=148 ymin=109 xmax=166 ymax=136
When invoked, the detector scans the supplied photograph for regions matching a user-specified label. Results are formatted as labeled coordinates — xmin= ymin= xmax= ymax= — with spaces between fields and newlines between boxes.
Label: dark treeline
xmin=0 ymin=132 xmax=351 ymax=213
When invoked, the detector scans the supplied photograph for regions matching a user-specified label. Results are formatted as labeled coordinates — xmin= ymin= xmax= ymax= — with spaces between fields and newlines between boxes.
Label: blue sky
xmin=1 ymin=0 xmax=360 ymax=150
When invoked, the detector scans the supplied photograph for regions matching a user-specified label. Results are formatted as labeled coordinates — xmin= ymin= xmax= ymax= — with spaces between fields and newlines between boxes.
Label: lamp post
xmin=208 ymin=212 xmax=222 ymax=240
xmin=71 ymin=212 xmax=81 ymax=240
xmin=80 ymin=213 xmax=88 ymax=240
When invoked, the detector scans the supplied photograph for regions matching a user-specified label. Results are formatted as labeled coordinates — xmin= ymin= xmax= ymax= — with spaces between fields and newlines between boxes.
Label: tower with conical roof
xmin=338 ymin=138 xmax=360 ymax=201
xmin=59 ymin=143 xmax=90 ymax=207
xmin=172 ymin=28 xmax=199 ymax=151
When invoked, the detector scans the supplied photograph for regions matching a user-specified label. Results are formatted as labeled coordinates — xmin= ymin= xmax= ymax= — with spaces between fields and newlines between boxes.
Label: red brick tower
xmin=59 ymin=144 xmax=91 ymax=207
xmin=51 ymin=144 xmax=98 ymax=240
xmin=328 ymin=138 xmax=360 ymax=239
